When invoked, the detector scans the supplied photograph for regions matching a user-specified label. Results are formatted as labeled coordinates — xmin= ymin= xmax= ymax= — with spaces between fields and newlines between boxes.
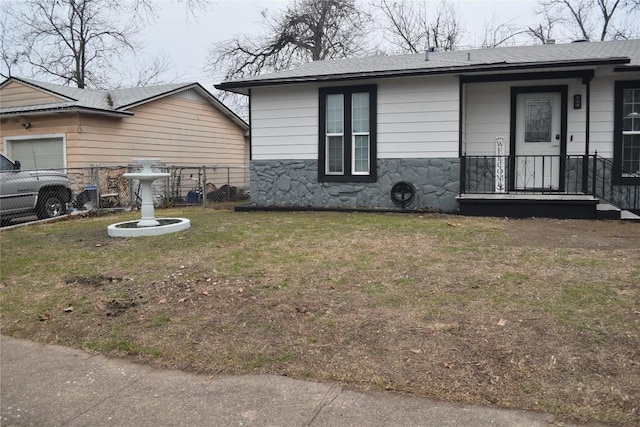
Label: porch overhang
xmin=459 ymin=69 xmax=595 ymax=84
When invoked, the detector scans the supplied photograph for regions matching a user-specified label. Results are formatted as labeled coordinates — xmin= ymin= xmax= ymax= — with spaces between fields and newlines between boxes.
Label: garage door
xmin=6 ymin=137 xmax=65 ymax=170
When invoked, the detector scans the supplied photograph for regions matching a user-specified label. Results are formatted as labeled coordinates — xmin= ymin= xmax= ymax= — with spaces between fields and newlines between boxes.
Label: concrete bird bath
xmin=107 ymin=158 xmax=190 ymax=237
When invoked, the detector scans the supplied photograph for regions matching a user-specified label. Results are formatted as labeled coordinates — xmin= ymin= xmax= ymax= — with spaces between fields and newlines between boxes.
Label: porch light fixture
xmin=573 ymin=94 xmax=582 ymax=109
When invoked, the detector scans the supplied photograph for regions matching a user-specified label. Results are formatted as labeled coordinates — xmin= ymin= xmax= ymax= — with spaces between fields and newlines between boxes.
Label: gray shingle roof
xmin=217 ymin=39 xmax=640 ymax=92
xmin=1 ymin=78 xmax=196 ymax=112
xmin=0 ymin=77 xmax=248 ymax=130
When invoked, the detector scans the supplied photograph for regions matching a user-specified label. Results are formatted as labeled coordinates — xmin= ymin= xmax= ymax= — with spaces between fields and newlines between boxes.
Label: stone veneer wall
xmin=251 ymin=158 xmax=460 ymax=211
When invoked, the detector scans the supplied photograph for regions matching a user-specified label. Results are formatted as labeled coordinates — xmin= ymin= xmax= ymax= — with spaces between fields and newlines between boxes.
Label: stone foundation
xmin=251 ymin=158 xmax=460 ymax=212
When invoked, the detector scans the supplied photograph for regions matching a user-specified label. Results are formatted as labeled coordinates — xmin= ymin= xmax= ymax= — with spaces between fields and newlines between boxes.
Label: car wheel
xmin=36 ymin=192 xmax=66 ymax=219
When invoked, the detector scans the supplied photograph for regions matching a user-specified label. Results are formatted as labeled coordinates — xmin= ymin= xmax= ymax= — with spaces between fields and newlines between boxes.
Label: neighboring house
xmin=0 ymin=77 xmax=249 ymax=169
xmin=217 ymin=39 xmax=640 ymax=219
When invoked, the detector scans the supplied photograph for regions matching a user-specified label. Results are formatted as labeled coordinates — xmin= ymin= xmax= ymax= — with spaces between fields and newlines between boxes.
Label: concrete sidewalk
xmin=1 ymin=335 xmax=570 ymax=426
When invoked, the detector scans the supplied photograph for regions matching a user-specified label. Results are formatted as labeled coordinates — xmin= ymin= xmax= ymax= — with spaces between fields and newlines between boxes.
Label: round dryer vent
xmin=390 ymin=181 xmax=416 ymax=209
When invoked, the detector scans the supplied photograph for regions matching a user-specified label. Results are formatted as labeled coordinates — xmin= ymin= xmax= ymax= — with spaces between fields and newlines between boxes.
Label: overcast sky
xmin=140 ymin=0 xmax=539 ymax=91
xmin=1 ymin=0 xmax=544 ymax=90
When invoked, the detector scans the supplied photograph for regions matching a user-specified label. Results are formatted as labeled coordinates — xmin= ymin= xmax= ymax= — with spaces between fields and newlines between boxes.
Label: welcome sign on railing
xmin=495 ymin=136 xmax=506 ymax=193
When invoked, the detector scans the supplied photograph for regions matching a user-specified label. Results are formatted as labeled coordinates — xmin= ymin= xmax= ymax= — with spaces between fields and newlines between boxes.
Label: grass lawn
xmin=1 ymin=207 xmax=639 ymax=425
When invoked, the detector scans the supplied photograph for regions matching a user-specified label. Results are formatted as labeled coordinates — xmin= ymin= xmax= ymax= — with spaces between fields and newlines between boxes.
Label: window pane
xmin=622 ymin=88 xmax=640 ymax=132
xmin=327 ymin=136 xmax=343 ymax=174
xmin=352 ymin=93 xmax=369 ymax=133
xmin=353 ymin=135 xmax=369 ymax=173
xmin=623 ymin=88 xmax=634 ymax=103
xmin=524 ymin=99 xmax=552 ymax=142
xmin=622 ymin=134 xmax=640 ymax=174
xmin=327 ymin=94 xmax=343 ymax=134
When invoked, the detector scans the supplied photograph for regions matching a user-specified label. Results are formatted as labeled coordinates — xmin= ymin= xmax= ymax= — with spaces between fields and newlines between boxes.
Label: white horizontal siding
xmin=588 ymin=72 xmax=639 ymax=158
xmin=378 ymin=140 xmax=458 ymax=156
xmin=249 ymin=71 xmax=630 ymax=163
xmin=589 ymin=78 xmax=614 ymax=157
xmin=565 ymin=81 xmax=587 ymax=156
xmin=251 ymin=85 xmax=317 ymax=160
xmin=251 ymin=76 xmax=460 ymax=161
xmin=464 ymin=82 xmax=510 ymax=155
xmin=380 ymin=110 xmax=455 ymax=124
xmin=253 ymin=116 xmax=317 ymax=129
xmin=378 ymin=76 xmax=459 ymax=158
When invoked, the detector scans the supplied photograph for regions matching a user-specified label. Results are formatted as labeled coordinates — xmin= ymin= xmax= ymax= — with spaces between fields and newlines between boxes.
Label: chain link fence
xmin=2 ymin=164 xmax=249 ymax=219
xmin=1 ymin=168 xmax=73 ymax=223
xmin=161 ymin=165 xmax=250 ymax=207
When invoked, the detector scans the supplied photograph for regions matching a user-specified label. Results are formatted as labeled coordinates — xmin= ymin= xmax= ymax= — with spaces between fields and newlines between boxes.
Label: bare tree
xmin=208 ymin=0 xmax=374 ymax=83
xmin=375 ymin=0 xmax=460 ymax=54
xmin=3 ymin=0 xmax=146 ymax=89
xmin=528 ymin=12 xmax=562 ymax=44
xmin=1 ymin=0 xmax=213 ymax=88
xmin=0 ymin=14 xmax=25 ymax=78
xmin=536 ymin=0 xmax=640 ymax=41
xmin=130 ymin=53 xmax=175 ymax=87
xmin=478 ymin=14 xmax=529 ymax=48
xmin=134 ymin=0 xmax=212 ymax=21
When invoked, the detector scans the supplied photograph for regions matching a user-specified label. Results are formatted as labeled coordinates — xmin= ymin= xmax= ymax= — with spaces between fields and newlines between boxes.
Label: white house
xmin=217 ymin=39 xmax=640 ymax=219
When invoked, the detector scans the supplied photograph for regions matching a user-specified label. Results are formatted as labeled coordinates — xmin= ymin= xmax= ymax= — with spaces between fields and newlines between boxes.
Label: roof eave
xmin=0 ymin=76 xmax=78 ymax=102
xmin=0 ymin=106 xmax=133 ymax=118
xmin=116 ymin=83 xmax=198 ymax=110
xmin=119 ymin=83 xmax=249 ymax=131
xmin=216 ymin=57 xmax=632 ymax=93
xmin=199 ymin=86 xmax=249 ymax=131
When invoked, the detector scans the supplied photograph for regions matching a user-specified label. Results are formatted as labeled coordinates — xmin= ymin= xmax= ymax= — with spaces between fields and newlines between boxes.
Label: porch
xmin=458 ymin=154 xmax=640 ymax=219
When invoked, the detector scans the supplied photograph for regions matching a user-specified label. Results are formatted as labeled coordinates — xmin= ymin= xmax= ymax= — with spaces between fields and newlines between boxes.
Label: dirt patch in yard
xmin=1 ymin=211 xmax=638 ymax=425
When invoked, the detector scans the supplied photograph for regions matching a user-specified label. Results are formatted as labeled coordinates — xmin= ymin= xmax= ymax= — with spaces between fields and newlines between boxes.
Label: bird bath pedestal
xmin=126 ymin=158 xmax=167 ymax=227
xmin=107 ymin=158 xmax=190 ymax=237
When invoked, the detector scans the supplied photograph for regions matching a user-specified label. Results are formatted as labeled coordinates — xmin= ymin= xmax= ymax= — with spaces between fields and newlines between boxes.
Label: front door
xmin=514 ymin=91 xmax=563 ymax=190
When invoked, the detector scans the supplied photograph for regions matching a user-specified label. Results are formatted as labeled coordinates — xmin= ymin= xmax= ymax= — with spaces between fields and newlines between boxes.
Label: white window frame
xmin=621 ymin=87 xmax=640 ymax=176
xmin=326 ymin=134 xmax=344 ymax=175
xmin=319 ymin=85 xmax=376 ymax=183
xmin=351 ymin=92 xmax=370 ymax=175
xmin=352 ymin=133 xmax=370 ymax=175
xmin=325 ymin=94 xmax=344 ymax=175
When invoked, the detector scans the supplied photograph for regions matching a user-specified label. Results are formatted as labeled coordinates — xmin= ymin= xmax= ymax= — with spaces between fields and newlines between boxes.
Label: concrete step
xmin=621 ymin=210 xmax=640 ymax=221
xmin=596 ymin=203 xmax=640 ymax=220
xmin=596 ymin=203 xmax=621 ymax=220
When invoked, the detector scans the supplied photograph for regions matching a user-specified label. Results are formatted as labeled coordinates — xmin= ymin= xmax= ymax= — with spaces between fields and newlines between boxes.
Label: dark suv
xmin=0 ymin=153 xmax=72 ymax=224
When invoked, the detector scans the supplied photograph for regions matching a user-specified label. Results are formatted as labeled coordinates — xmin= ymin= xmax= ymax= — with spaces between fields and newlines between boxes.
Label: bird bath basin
xmin=107 ymin=158 xmax=190 ymax=237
